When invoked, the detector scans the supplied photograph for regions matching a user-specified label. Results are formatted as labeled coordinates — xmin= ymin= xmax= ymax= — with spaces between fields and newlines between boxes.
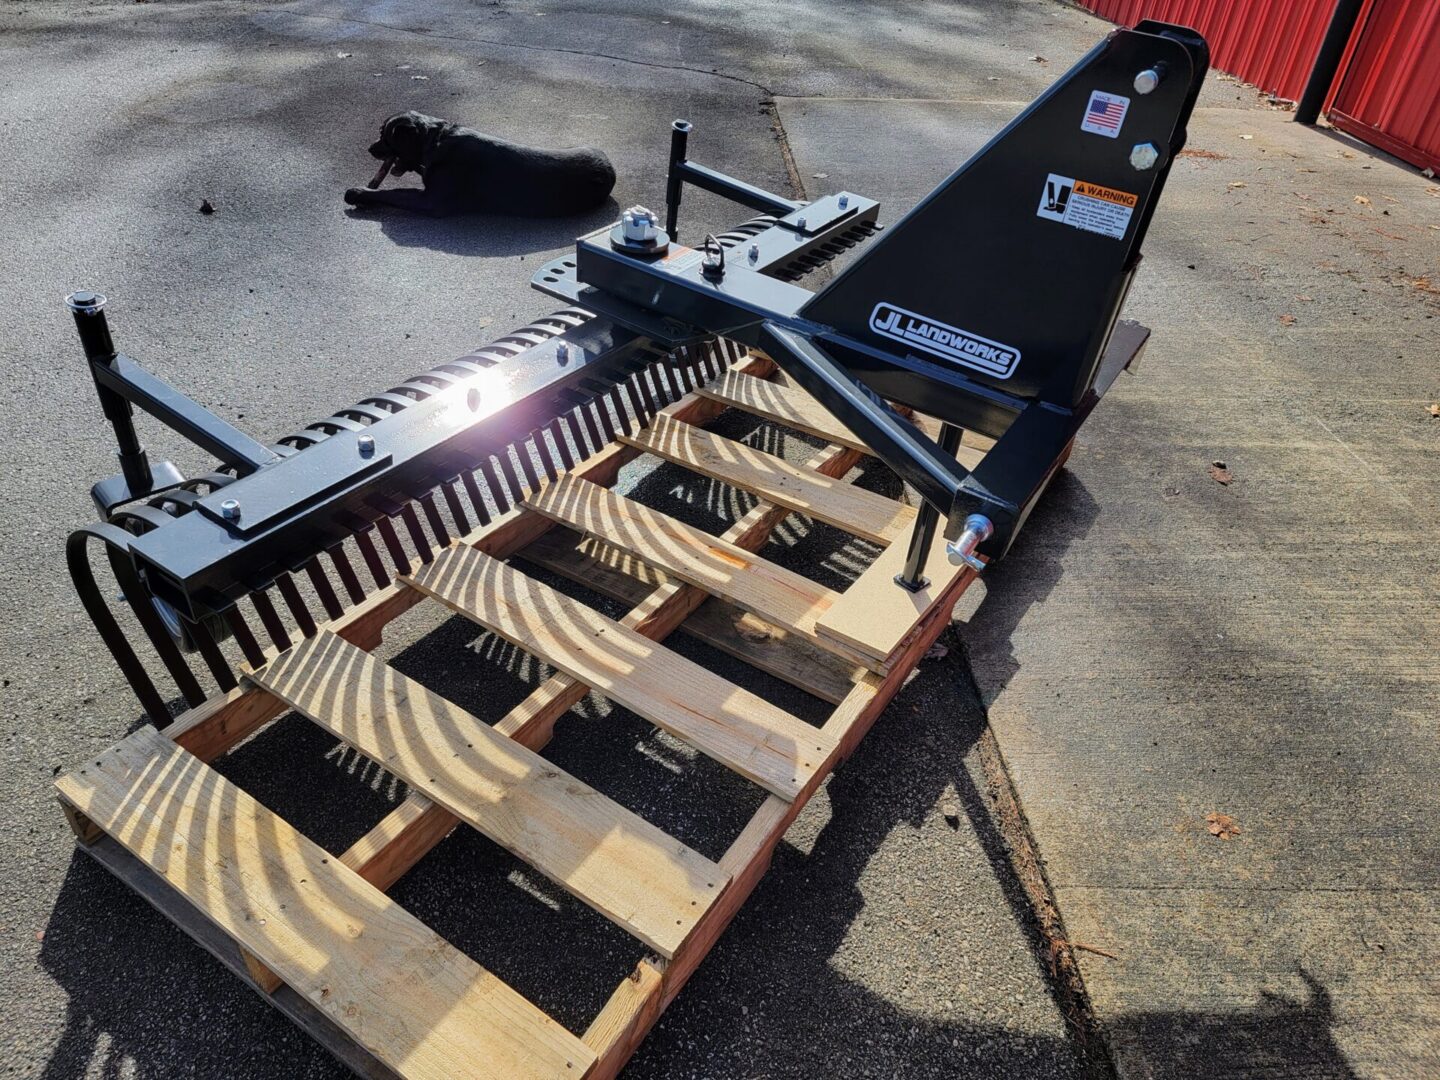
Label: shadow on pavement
xmin=346 ymin=198 xmax=620 ymax=257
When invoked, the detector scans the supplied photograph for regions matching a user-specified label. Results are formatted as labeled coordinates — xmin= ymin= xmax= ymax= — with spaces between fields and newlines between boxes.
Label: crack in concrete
xmin=261 ymin=6 xmax=777 ymax=96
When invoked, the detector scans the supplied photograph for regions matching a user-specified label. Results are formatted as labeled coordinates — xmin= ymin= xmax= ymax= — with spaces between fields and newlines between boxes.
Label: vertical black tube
xmin=665 ymin=119 xmax=692 ymax=241
xmin=68 ymin=291 xmax=154 ymax=494
xmin=895 ymin=423 xmax=963 ymax=591
xmin=1295 ymin=0 xmax=1366 ymax=125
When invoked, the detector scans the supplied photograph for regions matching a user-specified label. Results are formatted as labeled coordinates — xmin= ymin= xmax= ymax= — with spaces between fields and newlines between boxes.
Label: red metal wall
xmin=1079 ymin=0 xmax=1336 ymax=101
xmin=1328 ymin=0 xmax=1440 ymax=173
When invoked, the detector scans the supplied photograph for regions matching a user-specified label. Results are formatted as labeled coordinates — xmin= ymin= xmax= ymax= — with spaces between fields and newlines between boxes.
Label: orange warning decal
xmin=1073 ymin=181 xmax=1138 ymax=208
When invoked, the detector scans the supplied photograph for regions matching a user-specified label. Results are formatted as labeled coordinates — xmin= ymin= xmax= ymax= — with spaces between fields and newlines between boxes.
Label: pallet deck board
xmin=621 ymin=414 xmax=915 ymax=545
xmin=697 ymin=369 xmax=873 ymax=452
xmin=404 ymin=546 xmax=837 ymax=802
xmin=518 ymin=528 xmax=862 ymax=705
xmin=55 ymin=726 xmax=597 ymax=1080
xmin=525 ymin=476 xmax=876 ymax=669
xmin=252 ymin=631 xmax=727 ymax=958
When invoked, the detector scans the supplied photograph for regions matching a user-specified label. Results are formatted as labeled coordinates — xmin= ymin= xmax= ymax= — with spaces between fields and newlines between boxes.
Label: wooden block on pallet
xmin=621 ymin=415 xmax=915 ymax=545
xmin=55 ymin=727 xmax=596 ymax=1080
xmin=251 ymin=631 xmax=727 ymax=959
xmin=404 ymin=546 xmax=837 ymax=802
xmin=525 ymin=476 xmax=875 ymax=671
xmin=814 ymin=529 xmax=978 ymax=669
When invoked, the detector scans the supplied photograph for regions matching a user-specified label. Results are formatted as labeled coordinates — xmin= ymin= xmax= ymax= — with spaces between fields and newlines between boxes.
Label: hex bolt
xmin=795 ymin=215 xmax=808 ymax=230
xmin=1129 ymin=142 xmax=1161 ymax=171
xmin=945 ymin=514 xmax=993 ymax=572
xmin=556 ymin=342 xmax=570 ymax=365
xmin=837 ymin=193 xmax=850 ymax=209
xmin=748 ymin=243 xmax=760 ymax=262
xmin=357 ymin=433 xmax=376 ymax=457
xmin=220 ymin=498 xmax=242 ymax=522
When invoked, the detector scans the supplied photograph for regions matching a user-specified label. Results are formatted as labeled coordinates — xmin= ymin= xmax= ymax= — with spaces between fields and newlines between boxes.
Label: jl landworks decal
xmin=868 ymin=303 xmax=1021 ymax=380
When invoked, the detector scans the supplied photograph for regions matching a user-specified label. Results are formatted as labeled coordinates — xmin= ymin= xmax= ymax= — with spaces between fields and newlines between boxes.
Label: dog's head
xmin=368 ymin=111 xmax=443 ymax=175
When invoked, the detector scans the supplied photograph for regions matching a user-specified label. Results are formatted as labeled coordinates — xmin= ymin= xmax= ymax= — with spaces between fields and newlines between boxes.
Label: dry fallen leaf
xmin=1208 ymin=460 xmax=1234 ymax=485
xmin=1029 ymin=55 xmax=1048 ymax=63
xmin=336 ymin=51 xmax=352 ymax=58
xmin=1423 ymin=167 xmax=1436 ymax=179
xmin=812 ymin=172 xmax=828 ymax=179
xmin=1354 ymin=194 xmax=1371 ymax=206
xmin=1227 ymin=181 xmax=1247 ymax=189
xmin=410 ymin=74 xmax=429 ymax=81
xmin=1294 ymin=295 xmax=1314 ymax=302
xmin=1427 ymin=404 xmax=1440 ymax=418
xmin=1239 ymin=133 xmax=1254 ymax=140
xmin=1278 ymin=313 xmax=1296 ymax=326
xmin=1206 ymin=812 xmax=1241 ymax=840
xmin=925 ymin=642 xmax=949 ymax=661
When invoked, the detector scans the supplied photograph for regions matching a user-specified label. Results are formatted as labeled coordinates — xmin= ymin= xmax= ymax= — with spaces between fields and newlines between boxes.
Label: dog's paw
xmin=343 ymin=188 xmax=367 ymax=206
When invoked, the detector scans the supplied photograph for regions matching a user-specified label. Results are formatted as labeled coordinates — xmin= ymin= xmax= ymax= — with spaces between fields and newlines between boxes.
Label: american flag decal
xmin=1080 ymin=90 xmax=1129 ymax=138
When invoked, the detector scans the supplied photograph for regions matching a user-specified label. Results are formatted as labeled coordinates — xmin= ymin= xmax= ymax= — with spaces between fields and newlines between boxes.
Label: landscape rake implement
xmin=55 ymin=23 xmax=1206 ymax=1078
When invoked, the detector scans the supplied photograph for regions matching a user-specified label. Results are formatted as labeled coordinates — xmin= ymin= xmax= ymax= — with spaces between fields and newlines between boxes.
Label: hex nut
xmin=1129 ymin=142 xmax=1161 ymax=171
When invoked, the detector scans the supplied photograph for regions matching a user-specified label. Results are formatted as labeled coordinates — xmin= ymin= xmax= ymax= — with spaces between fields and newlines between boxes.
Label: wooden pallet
xmin=53 ymin=332 xmax=1141 ymax=1078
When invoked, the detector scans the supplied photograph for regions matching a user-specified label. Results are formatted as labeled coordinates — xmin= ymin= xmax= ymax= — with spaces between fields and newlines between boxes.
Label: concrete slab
xmin=776 ymin=88 xmax=1440 ymax=1078
xmin=0 ymin=3 xmax=1125 ymax=1078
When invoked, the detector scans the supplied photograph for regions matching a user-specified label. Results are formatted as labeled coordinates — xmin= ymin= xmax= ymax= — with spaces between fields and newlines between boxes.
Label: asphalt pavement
xmin=2 ymin=2 xmax=1436 ymax=1078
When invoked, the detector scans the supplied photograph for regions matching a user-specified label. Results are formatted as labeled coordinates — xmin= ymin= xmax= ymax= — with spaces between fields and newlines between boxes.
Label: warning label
xmin=1035 ymin=173 xmax=1137 ymax=240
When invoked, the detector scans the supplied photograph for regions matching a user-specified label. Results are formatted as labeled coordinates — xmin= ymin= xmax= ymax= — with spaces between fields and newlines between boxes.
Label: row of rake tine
xmin=78 ymin=329 xmax=744 ymax=724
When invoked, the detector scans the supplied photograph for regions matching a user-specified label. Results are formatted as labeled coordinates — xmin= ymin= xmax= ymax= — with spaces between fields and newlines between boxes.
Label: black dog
xmin=344 ymin=111 xmax=616 ymax=217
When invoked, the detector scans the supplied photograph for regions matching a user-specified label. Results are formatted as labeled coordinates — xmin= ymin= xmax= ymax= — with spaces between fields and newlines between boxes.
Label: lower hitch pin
xmin=946 ymin=514 xmax=993 ymax=572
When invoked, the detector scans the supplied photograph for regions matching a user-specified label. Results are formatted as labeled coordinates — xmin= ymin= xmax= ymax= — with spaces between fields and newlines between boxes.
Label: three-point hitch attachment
xmin=65 ymin=20 xmax=1206 ymax=721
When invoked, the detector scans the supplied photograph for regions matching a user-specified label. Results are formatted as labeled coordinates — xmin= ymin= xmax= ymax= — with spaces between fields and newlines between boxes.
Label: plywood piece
xmin=55 ymin=727 xmax=595 ymax=1080
xmin=621 ymin=415 xmax=914 ymax=545
xmin=252 ymin=632 xmax=725 ymax=959
xmin=815 ymin=525 xmax=978 ymax=667
xmin=519 ymin=529 xmax=862 ymax=705
xmin=404 ymin=547 xmax=836 ymax=802
xmin=525 ymin=476 xmax=876 ymax=670
xmin=697 ymin=370 xmax=872 ymax=452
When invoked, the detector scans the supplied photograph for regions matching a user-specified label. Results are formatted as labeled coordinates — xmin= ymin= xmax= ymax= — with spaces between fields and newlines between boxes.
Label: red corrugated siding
xmin=1329 ymin=0 xmax=1440 ymax=172
xmin=1080 ymin=0 xmax=1335 ymax=101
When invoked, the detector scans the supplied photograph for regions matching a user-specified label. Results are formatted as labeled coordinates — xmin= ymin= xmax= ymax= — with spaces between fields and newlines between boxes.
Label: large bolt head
xmin=357 ymin=433 xmax=376 ymax=457
xmin=1133 ymin=68 xmax=1161 ymax=94
xmin=1129 ymin=142 xmax=1161 ymax=171
xmin=66 ymin=290 xmax=107 ymax=313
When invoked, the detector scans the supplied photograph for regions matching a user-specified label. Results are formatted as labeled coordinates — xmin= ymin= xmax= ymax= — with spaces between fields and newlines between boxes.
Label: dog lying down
xmin=344 ymin=111 xmax=617 ymax=218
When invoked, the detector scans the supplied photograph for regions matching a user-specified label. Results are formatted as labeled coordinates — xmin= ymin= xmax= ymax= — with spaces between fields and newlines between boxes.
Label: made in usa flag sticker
xmin=1080 ymin=90 xmax=1129 ymax=138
